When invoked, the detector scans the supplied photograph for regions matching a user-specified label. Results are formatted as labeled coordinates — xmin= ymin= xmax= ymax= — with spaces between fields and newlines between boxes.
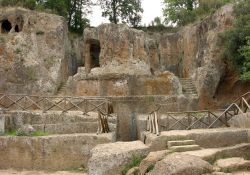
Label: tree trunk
xmin=112 ymin=0 xmax=117 ymax=24
xmin=186 ymin=0 xmax=194 ymax=11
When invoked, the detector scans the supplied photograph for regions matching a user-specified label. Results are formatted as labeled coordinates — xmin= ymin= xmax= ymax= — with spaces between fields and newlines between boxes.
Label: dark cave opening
xmin=90 ymin=41 xmax=101 ymax=68
xmin=1 ymin=20 xmax=12 ymax=33
xmin=15 ymin=25 xmax=19 ymax=32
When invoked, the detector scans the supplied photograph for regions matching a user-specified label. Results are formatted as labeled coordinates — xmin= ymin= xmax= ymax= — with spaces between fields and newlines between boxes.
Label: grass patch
xmin=5 ymin=129 xmax=48 ymax=137
xmin=36 ymin=31 xmax=45 ymax=35
xmin=121 ymin=155 xmax=145 ymax=175
xmin=31 ymin=131 xmax=49 ymax=136
xmin=207 ymin=157 xmax=217 ymax=165
xmin=5 ymin=129 xmax=17 ymax=136
xmin=207 ymin=154 xmax=228 ymax=165
xmin=146 ymin=164 xmax=155 ymax=173
xmin=244 ymin=152 xmax=250 ymax=160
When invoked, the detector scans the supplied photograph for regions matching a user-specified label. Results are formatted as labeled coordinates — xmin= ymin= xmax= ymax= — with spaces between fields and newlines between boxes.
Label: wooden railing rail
xmin=0 ymin=93 xmax=110 ymax=115
xmin=147 ymin=91 xmax=250 ymax=135
xmin=0 ymin=93 xmax=113 ymax=134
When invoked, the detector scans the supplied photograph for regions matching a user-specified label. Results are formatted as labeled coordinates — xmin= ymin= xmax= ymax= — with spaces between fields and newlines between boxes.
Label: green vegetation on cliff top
xmin=219 ymin=0 xmax=250 ymax=81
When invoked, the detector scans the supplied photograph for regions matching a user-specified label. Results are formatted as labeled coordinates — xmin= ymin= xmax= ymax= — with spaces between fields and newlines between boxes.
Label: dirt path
xmin=0 ymin=170 xmax=87 ymax=175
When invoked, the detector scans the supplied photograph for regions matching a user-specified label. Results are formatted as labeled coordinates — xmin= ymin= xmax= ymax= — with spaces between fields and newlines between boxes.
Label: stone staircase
xmin=56 ymin=82 xmax=67 ymax=96
xmin=179 ymin=78 xmax=198 ymax=96
xmin=167 ymin=139 xmax=201 ymax=152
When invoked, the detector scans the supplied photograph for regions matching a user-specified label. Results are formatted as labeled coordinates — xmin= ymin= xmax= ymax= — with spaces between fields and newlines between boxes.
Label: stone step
xmin=182 ymin=84 xmax=196 ymax=87
xmin=182 ymin=86 xmax=196 ymax=89
xmin=180 ymin=82 xmax=194 ymax=85
xmin=215 ymin=157 xmax=250 ymax=173
xmin=56 ymin=83 xmax=67 ymax=95
xmin=183 ymin=86 xmax=196 ymax=89
xmin=179 ymin=78 xmax=192 ymax=81
xmin=181 ymin=82 xmax=195 ymax=84
xmin=183 ymin=89 xmax=197 ymax=92
xmin=169 ymin=145 xmax=201 ymax=152
xmin=167 ymin=140 xmax=196 ymax=147
xmin=181 ymin=84 xmax=195 ymax=87
xmin=183 ymin=91 xmax=197 ymax=93
xmin=179 ymin=78 xmax=198 ymax=96
xmin=183 ymin=89 xmax=196 ymax=91
xmin=183 ymin=92 xmax=198 ymax=95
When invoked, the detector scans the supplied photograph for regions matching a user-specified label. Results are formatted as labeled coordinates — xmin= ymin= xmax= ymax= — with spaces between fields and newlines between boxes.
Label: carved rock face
xmin=78 ymin=4 xmax=236 ymax=105
xmin=0 ymin=7 xmax=70 ymax=95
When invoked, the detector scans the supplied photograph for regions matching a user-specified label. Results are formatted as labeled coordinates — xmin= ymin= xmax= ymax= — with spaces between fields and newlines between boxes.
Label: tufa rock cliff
xmin=0 ymin=4 xmax=248 ymax=109
xmin=67 ymin=4 xmax=249 ymax=108
xmin=0 ymin=7 xmax=70 ymax=94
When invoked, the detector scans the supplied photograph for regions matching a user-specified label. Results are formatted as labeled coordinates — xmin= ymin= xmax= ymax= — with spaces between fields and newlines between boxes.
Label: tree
xmin=66 ymin=0 xmax=91 ymax=33
xmin=37 ymin=0 xmax=91 ymax=33
xmin=163 ymin=0 xmax=232 ymax=26
xmin=152 ymin=17 xmax=164 ymax=26
xmin=98 ymin=0 xmax=143 ymax=27
xmin=163 ymin=0 xmax=198 ymax=26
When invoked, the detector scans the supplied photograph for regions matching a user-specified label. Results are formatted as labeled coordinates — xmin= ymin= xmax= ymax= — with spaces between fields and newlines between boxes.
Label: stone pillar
xmin=85 ymin=43 xmax=91 ymax=73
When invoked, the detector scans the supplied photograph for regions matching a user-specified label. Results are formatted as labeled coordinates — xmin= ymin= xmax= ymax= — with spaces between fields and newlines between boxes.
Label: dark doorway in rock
xmin=1 ymin=20 xmax=12 ymax=33
xmin=90 ymin=41 xmax=101 ymax=68
xmin=15 ymin=25 xmax=19 ymax=32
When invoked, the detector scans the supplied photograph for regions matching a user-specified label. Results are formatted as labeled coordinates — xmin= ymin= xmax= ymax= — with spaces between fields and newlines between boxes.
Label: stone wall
xmin=67 ymin=71 xmax=182 ymax=97
xmin=0 ymin=133 xmax=115 ymax=170
xmin=4 ymin=111 xmax=117 ymax=135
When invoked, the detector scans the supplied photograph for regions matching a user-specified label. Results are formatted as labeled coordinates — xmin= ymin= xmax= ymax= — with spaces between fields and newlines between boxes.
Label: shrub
xmin=121 ymin=155 xmax=145 ymax=175
xmin=219 ymin=0 xmax=250 ymax=81
xmin=0 ymin=0 xmax=36 ymax=10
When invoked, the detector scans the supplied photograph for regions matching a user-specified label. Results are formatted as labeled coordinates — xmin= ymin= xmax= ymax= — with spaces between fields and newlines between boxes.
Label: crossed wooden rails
xmin=147 ymin=91 xmax=250 ymax=135
xmin=0 ymin=93 xmax=113 ymax=134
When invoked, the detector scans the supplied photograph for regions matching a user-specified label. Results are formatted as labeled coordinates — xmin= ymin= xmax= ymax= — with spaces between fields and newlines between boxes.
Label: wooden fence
xmin=147 ymin=91 xmax=250 ymax=134
xmin=0 ymin=93 xmax=113 ymax=134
